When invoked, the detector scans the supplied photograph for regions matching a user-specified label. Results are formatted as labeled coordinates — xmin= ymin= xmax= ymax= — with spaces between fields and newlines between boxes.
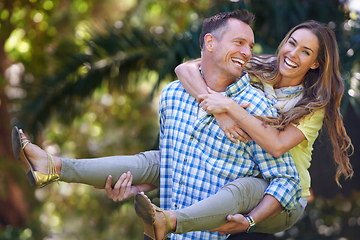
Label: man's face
xmin=211 ymin=18 xmax=254 ymax=79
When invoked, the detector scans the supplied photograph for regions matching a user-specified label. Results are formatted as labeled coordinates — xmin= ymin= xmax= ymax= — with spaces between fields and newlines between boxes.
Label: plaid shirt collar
xmin=199 ymin=67 xmax=249 ymax=98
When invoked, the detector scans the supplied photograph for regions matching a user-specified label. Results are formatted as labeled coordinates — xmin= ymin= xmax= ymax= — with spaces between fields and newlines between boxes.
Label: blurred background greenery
xmin=0 ymin=0 xmax=359 ymax=239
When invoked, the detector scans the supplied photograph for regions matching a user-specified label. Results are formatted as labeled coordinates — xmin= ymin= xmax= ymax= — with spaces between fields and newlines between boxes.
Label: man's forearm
xmin=134 ymin=183 xmax=158 ymax=193
xmin=247 ymin=194 xmax=283 ymax=224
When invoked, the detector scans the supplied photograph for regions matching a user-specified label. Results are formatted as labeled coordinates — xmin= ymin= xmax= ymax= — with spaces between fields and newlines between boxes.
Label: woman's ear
xmin=310 ymin=61 xmax=320 ymax=70
xmin=204 ymin=33 xmax=214 ymax=52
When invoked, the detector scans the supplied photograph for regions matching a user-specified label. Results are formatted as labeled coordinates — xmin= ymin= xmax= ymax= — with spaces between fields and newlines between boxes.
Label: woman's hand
xmin=198 ymin=87 xmax=252 ymax=143
xmin=214 ymin=113 xmax=252 ymax=143
xmin=198 ymin=88 xmax=234 ymax=114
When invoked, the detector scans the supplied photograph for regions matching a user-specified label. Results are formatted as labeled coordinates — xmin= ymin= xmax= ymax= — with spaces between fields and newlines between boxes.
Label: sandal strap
xmin=46 ymin=152 xmax=58 ymax=178
xmin=20 ymin=135 xmax=30 ymax=150
xmin=152 ymin=204 xmax=173 ymax=235
xmin=19 ymin=131 xmax=58 ymax=178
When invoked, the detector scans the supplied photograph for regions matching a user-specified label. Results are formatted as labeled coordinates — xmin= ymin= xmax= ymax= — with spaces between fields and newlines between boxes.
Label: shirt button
xmin=175 ymin=204 xmax=178 ymax=208
xmin=184 ymin=159 xmax=187 ymax=162
xmin=190 ymin=136 xmax=194 ymax=140
xmin=179 ymin=181 xmax=183 ymax=185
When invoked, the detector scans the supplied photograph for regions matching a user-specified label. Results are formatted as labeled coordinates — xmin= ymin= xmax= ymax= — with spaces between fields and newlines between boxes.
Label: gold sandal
xmin=134 ymin=193 xmax=172 ymax=240
xmin=11 ymin=126 xmax=60 ymax=188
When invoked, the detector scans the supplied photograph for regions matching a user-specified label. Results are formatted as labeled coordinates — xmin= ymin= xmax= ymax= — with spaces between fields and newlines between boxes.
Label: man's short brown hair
xmin=199 ymin=9 xmax=255 ymax=49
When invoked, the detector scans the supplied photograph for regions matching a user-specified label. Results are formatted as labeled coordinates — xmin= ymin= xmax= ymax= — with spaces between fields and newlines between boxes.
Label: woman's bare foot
xmin=19 ymin=129 xmax=62 ymax=175
xmin=142 ymin=194 xmax=177 ymax=240
xmin=154 ymin=210 xmax=176 ymax=240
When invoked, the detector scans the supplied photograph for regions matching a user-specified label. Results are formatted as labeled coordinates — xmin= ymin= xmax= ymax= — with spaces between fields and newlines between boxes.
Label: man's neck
xmin=200 ymin=64 xmax=238 ymax=92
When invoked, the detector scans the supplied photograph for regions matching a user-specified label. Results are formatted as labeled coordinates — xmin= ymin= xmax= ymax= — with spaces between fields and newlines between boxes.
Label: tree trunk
xmin=0 ymin=36 xmax=29 ymax=228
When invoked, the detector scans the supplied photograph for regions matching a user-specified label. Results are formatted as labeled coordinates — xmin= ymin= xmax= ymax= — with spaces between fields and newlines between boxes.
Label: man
xmin=156 ymin=9 xmax=301 ymax=239
xmin=9 ymin=10 xmax=300 ymax=240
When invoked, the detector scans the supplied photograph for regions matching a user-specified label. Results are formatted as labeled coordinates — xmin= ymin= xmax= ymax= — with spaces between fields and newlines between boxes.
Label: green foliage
xmin=7 ymin=0 xmax=360 ymax=135
xmin=0 ymin=183 xmax=157 ymax=240
xmin=276 ymin=193 xmax=360 ymax=239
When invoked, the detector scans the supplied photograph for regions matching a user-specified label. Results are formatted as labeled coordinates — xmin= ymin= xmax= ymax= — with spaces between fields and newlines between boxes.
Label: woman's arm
xmin=175 ymin=60 xmax=252 ymax=143
xmin=175 ymin=59 xmax=207 ymax=99
xmin=199 ymin=91 xmax=306 ymax=157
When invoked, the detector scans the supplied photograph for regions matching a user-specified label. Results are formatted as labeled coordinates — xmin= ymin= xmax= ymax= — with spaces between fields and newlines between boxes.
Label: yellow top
xmin=289 ymin=109 xmax=325 ymax=197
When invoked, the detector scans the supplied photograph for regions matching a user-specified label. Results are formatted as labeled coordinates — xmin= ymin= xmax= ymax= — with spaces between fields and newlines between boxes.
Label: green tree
xmin=0 ymin=0 xmax=216 ymax=238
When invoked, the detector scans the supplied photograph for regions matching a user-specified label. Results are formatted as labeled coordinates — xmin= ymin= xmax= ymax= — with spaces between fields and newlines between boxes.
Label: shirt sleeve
xmin=250 ymin=142 xmax=302 ymax=210
xmin=159 ymin=91 xmax=166 ymax=138
xmin=159 ymin=84 xmax=171 ymax=142
xmin=291 ymin=109 xmax=325 ymax=149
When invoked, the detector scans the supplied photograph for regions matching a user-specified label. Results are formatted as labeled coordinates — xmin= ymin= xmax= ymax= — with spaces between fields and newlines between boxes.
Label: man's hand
xmin=102 ymin=171 xmax=158 ymax=202
xmin=209 ymin=214 xmax=250 ymax=235
xmin=104 ymin=171 xmax=141 ymax=202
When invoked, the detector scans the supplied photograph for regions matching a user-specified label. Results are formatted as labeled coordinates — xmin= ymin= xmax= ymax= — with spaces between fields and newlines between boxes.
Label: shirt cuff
xmin=264 ymin=179 xmax=302 ymax=211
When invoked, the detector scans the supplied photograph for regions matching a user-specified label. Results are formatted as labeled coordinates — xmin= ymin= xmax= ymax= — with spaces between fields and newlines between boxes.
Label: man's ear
xmin=310 ymin=61 xmax=320 ymax=70
xmin=204 ymin=33 xmax=214 ymax=52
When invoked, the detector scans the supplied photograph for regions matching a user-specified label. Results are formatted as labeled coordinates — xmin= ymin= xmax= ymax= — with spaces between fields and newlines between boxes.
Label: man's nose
xmin=240 ymin=46 xmax=252 ymax=59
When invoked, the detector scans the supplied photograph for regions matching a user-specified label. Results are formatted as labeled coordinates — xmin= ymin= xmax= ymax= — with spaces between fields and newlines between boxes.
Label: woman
xmin=12 ymin=20 xmax=353 ymax=239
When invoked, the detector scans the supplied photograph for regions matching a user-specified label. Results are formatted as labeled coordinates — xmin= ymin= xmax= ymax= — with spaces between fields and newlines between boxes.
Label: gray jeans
xmin=60 ymin=150 xmax=305 ymax=234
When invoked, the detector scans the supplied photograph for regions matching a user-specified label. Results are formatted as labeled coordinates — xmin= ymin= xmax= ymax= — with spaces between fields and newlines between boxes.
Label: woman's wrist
xmin=228 ymin=100 xmax=245 ymax=116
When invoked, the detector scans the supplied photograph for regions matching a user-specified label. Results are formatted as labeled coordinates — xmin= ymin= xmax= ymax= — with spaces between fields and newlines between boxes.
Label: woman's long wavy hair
xmin=246 ymin=20 xmax=353 ymax=186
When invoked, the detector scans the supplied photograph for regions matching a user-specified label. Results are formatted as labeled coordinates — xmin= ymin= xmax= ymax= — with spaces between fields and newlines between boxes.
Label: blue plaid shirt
xmin=159 ymin=73 xmax=301 ymax=240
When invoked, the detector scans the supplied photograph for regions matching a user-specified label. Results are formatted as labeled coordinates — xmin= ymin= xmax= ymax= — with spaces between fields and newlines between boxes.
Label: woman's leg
xmin=21 ymin=131 xmax=160 ymax=188
xmin=60 ymin=150 xmax=161 ymax=188
xmin=136 ymin=177 xmax=268 ymax=239
xmin=173 ymin=177 xmax=304 ymax=235
xmin=173 ymin=177 xmax=268 ymax=233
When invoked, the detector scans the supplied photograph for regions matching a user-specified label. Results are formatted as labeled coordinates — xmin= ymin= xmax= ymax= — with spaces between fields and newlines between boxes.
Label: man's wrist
xmin=243 ymin=214 xmax=256 ymax=233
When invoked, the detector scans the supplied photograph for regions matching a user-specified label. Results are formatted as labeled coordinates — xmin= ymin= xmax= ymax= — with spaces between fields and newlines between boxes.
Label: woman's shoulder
xmin=298 ymin=108 xmax=325 ymax=125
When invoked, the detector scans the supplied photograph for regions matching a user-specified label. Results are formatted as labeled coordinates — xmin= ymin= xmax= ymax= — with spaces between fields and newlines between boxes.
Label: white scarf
xmin=263 ymin=82 xmax=303 ymax=113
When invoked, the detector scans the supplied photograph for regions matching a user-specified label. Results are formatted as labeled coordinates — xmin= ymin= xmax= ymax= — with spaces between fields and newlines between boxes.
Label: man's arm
xmin=101 ymin=172 xmax=158 ymax=202
xmin=211 ymin=150 xmax=300 ymax=235
xmin=255 ymin=148 xmax=301 ymax=211
xmin=210 ymin=194 xmax=282 ymax=234
xmin=246 ymin=194 xmax=283 ymax=222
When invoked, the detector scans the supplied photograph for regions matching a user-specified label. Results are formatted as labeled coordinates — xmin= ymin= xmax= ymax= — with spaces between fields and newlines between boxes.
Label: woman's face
xmin=278 ymin=28 xmax=320 ymax=86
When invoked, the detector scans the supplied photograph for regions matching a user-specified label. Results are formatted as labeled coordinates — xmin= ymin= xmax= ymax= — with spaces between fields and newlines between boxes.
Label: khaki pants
xmin=61 ymin=150 xmax=161 ymax=188
xmin=60 ymin=150 xmax=304 ymax=234
xmin=174 ymin=177 xmax=305 ymax=234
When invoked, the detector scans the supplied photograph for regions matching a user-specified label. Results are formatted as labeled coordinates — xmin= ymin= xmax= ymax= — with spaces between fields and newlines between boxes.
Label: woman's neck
xmin=274 ymin=76 xmax=303 ymax=89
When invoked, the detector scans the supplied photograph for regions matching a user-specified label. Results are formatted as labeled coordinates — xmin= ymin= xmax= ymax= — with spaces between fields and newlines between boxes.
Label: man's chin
xmin=233 ymin=65 xmax=244 ymax=73
xmin=232 ymin=69 xmax=244 ymax=78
